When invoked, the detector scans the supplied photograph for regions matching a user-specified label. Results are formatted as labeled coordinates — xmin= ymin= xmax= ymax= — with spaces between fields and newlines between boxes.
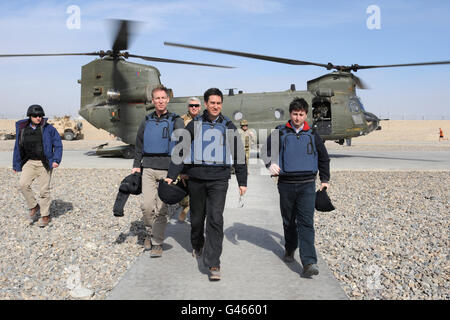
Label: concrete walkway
xmin=107 ymin=163 xmax=348 ymax=300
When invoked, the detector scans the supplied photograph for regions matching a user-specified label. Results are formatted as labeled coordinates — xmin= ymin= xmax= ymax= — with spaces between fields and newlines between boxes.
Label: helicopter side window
xmin=356 ymin=97 xmax=366 ymax=111
xmin=348 ymin=99 xmax=360 ymax=113
xmin=274 ymin=109 xmax=284 ymax=120
xmin=233 ymin=111 xmax=243 ymax=121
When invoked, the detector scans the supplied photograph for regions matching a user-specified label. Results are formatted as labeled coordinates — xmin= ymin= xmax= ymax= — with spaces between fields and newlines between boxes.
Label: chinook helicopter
xmin=2 ymin=20 xmax=449 ymax=158
xmin=163 ymin=42 xmax=450 ymax=147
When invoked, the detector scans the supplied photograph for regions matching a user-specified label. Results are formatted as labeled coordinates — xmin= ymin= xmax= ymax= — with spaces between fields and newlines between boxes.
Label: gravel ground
xmin=316 ymin=171 xmax=449 ymax=300
xmin=0 ymin=169 xmax=448 ymax=300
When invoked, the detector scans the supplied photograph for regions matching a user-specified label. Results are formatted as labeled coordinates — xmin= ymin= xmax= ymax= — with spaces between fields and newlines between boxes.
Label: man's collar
xmin=286 ymin=121 xmax=310 ymax=131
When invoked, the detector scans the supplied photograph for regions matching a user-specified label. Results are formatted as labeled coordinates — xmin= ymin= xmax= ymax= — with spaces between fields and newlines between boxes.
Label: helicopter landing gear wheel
xmin=345 ymin=138 xmax=352 ymax=146
xmin=64 ymin=130 xmax=75 ymax=141
xmin=122 ymin=145 xmax=135 ymax=159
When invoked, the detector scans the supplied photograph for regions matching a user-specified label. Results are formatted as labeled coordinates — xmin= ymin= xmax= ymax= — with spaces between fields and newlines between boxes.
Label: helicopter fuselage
xmin=78 ymin=59 xmax=380 ymax=147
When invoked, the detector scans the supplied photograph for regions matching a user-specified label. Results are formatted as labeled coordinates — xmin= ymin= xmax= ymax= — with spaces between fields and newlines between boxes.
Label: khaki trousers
xmin=141 ymin=168 xmax=169 ymax=245
xmin=18 ymin=160 xmax=52 ymax=217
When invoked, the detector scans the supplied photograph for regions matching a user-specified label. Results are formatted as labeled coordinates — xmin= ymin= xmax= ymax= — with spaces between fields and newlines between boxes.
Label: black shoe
xmin=302 ymin=264 xmax=319 ymax=277
xmin=283 ymin=250 xmax=295 ymax=263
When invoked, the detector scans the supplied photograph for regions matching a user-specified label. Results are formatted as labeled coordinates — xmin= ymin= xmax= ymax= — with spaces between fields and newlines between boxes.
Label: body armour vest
xmin=188 ymin=116 xmax=233 ymax=166
xmin=143 ymin=113 xmax=177 ymax=156
xmin=22 ymin=126 xmax=45 ymax=160
xmin=279 ymin=127 xmax=318 ymax=175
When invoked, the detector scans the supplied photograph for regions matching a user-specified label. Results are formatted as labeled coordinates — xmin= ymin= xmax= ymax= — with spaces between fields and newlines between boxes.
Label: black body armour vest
xmin=22 ymin=126 xmax=45 ymax=160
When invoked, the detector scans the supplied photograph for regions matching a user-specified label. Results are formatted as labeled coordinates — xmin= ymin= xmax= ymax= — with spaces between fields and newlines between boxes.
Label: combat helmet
xmin=158 ymin=179 xmax=187 ymax=205
xmin=27 ymin=104 xmax=45 ymax=117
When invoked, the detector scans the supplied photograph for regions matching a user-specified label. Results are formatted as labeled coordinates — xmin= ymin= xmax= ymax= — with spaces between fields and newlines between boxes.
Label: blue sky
xmin=0 ymin=0 xmax=449 ymax=119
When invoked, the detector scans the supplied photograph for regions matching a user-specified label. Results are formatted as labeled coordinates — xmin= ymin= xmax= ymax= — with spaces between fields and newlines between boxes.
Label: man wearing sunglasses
xmin=13 ymin=104 xmax=63 ymax=227
xmin=177 ymin=97 xmax=202 ymax=222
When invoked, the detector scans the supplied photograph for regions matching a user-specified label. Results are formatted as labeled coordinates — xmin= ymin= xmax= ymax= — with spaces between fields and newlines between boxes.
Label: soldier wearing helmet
xmin=13 ymin=104 xmax=63 ymax=227
xmin=238 ymin=119 xmax=256 ymax=173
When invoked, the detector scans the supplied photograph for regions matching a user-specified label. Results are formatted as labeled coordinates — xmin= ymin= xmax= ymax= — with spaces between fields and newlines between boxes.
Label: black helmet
xmin=158 ymin=179 xmax=187 ymax=205
xmin=315 ymin=187 xmax=335 ymax=212
xmin=27 ymin=104 xmax=45 ymax=117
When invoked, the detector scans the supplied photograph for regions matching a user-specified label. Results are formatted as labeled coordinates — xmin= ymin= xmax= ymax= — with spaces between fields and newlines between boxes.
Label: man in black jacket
xmin=132 ymin=86 xmax=184 ymax=257
xmin=165 ymin=88 xmax=247 ymax=281
xmin=263 ymin=97 xmax=330 ymax=278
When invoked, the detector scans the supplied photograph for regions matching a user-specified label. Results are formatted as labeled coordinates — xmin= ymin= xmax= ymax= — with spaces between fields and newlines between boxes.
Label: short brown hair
xmin=151 ymin=85 xmax=170 ymax=98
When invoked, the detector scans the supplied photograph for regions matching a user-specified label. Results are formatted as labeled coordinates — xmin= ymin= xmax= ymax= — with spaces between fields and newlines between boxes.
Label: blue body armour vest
xmin=279 ymin=126 xmax=318 ymax=175
xmin=143 ymin=113 xmax=177 ymax=156
xmin=188 ymin=116 xmax=233 ymax=166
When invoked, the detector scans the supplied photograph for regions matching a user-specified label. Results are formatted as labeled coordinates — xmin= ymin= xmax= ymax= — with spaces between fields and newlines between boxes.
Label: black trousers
xmin=188 ymin=178 xmax=229 ymax=268
xmin=278 ymin=181 xmax=317 ymax=266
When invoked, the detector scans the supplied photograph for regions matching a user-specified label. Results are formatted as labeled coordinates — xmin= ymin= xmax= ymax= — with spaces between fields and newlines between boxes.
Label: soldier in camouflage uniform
xmin=238 ymin=119 xmax=256 ymax=173
xmin=177 ymin=97 xmax=202 ymax=222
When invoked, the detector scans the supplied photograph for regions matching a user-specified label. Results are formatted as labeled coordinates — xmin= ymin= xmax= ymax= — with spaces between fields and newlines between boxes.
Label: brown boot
xmin=178 ymin=207 xmax=189 ymax=222
xmin=37 ymin=216 xmax=50 ymax=228
xmin=143 ymin=235 xmax=152 ymax=251
xmin=30 ymin=204 xmax=40 ymax=219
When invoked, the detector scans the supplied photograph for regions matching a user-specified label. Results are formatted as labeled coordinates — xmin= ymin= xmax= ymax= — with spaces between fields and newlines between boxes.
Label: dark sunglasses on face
xmin=188 ymin=104 xmax=200 ymax=108
xmin=31 ymin=115 xmax=43 ymax=118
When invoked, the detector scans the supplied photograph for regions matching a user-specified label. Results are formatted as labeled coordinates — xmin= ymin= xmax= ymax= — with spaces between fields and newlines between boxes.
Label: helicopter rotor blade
xmin=352 ymin=74 xmax=369 ymax=89
xmin=164 ymin=42 xmax=331 ymax=69
xmin=0 ymin=52 xmax=101 ymax=58
xmin=128 ymin=53 xmax=234 ymax=68
xmin=349 ymin=60 xmax=450 ymax=71
xmin=111 ymin=19 xmax=136 ymax=53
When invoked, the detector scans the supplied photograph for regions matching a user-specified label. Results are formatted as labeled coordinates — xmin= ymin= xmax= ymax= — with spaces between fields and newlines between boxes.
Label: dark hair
xmin=203 ymin=88 xmax=223 ymax=103
xmin=289 ymin=97 xmax=309 ymax=114
xmin=152 ymin=85 xmax=170 ymax=98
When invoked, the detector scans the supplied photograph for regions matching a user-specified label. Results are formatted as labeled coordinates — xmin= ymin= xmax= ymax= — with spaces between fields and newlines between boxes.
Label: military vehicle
xmin=2 ymin=20 xmax=449 ymax=157
xmin=0 ymin=129 xmax=15 ymax=140
xmin=47 ymin=115 xmax=83 ymax=141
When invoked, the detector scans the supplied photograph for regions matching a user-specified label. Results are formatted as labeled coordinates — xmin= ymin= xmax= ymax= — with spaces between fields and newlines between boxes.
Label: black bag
xmin=315 ymin=187 xmax=335 ymax=212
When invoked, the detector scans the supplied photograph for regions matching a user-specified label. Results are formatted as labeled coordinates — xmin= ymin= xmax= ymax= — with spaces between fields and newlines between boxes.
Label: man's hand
xmin=13 ymin=170 xmax=17 ymax=173
xmin=52 ymin=162 xmax=59 ymax=169
xmin=239 ymin=186 xmax=247 ymax=196
xmin=131 ymin=167 xmax=141 ymax=174
xmin=269 ymin=163 xmax=281 ymax=176
xmin=320 ymin=182 xmax=330 ymax=191
xmin=164 ymin=178 xmax=173 ymax=185
xmin=180 ymin=174 xmax=189 ymax=187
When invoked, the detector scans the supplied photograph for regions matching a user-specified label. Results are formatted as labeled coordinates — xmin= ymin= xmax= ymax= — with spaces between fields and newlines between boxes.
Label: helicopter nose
xmin=363 ymin=111 xmax=381 ymax=132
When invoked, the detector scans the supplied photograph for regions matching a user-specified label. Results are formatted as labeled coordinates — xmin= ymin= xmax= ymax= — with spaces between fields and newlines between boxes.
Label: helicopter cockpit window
xmin=233 ymin=111 xmax=243 ymax=121
xmin=274 ymin=109 xmax=284 ymax=120
xmin=348 ymin=99 xmax=360 ymax=113
xmin=356 ymin=97 xmax=366 ymax=111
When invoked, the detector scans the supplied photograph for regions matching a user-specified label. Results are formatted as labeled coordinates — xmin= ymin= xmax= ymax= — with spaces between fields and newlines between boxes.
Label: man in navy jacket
xmin=263 ymin=97 xmax=330 ymax=278
xmin=13 ymin=104 xmax=63 ymax=227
